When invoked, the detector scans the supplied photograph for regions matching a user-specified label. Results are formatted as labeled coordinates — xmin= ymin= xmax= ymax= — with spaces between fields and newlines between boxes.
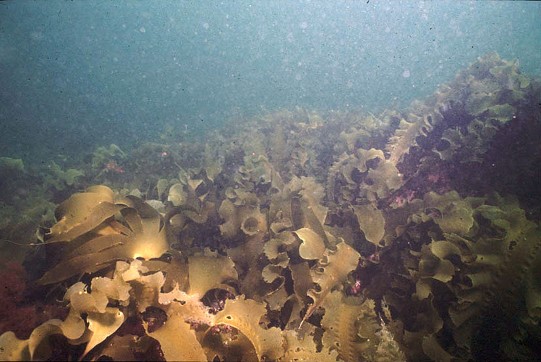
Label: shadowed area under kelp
xmin=0 ymin=53 xmax=540 ymax=361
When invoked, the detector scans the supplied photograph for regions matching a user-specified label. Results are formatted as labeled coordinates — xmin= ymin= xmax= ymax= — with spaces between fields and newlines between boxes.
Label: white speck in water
xmin=287 ymin=32 xmax=294 ymax=43
xmin=30 ymin=31 xmax=44 ymax=41
xmin=299 ymin=21 xmax=308 ymax=29
xmin=139 ymin=26 xmax=146 ymax=33
xmin=202 ymin=22 xmax=209 ymax=30
xmin=402 ymin=69 xmax=411 ymax=78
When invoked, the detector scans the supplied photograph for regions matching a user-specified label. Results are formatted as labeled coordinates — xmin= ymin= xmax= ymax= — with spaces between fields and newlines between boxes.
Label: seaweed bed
xmin=0 ymin=53 xmax=540 ymax=361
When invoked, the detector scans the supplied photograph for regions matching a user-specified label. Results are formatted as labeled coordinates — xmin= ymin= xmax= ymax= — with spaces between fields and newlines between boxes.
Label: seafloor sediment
xmin=0 ymin=53 xmax=540 ymax=361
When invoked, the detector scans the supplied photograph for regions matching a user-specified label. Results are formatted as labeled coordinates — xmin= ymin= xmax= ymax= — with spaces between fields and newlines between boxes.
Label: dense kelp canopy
xmin=0 ymin=54 xmax=540 ymax=361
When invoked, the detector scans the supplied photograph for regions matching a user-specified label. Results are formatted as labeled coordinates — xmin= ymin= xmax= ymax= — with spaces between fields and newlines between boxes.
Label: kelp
xmin=353 ymin=203 xmax=386 ymax=247
xmin=37 ymin=185 xmax=170 ymax=285
xmin=386 ymin=114 xmax=434 ymax=166
xmin=326 ymin=147 xmax=403 ymax=206
xmin=302 ymin=242 xmax=361 ymax=327
xmin=0 ymin=260 xmax=137 ymax=360
xmin=321 ymin=291 xmax=379 ymax=361
xmin=385 ymin=192 xmax=541 ymax=360
xmin=147 ymin=303 xmax=207 ymax=361
xmin=2 ymin=53 xmax=540 ymax=361
xmin=211 ymin=296 xmax=284 ymax=360
xmin=281 ymin=329 xmax=339 ymax=361
xmin=1 ymin=254 xmax=238 ymax=360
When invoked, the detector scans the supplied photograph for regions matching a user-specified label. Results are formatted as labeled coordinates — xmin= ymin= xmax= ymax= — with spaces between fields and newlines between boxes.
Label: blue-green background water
xmin=1 ymin=1 xmax=540 ymax=165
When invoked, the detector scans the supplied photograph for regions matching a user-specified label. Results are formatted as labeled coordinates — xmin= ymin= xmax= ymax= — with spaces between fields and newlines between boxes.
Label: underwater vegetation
xmin=0 ymin=53 xmax=540 ymax=361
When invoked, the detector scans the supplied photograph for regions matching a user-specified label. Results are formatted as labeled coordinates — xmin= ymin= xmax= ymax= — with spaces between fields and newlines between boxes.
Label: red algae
xmin=0 ymin=262 xmax=67 ymax=339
